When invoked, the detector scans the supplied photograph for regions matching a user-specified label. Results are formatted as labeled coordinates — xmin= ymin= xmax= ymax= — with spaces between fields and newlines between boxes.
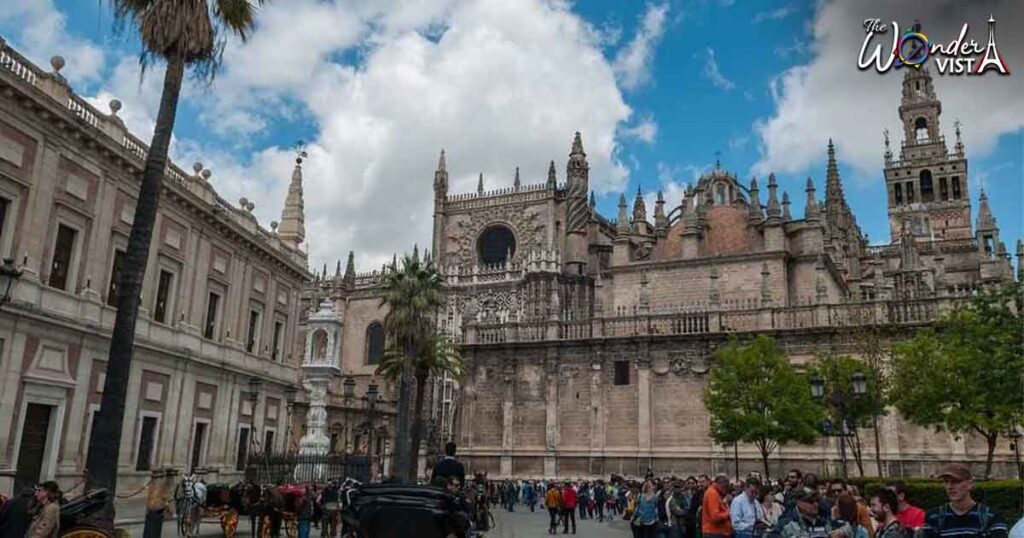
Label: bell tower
xmin=883 ymin=56 xmax=972 ymax=242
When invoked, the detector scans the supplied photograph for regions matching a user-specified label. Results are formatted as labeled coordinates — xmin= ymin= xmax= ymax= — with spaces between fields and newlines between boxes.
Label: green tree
xmin=87 ymin=0 xmax=265 ymax=523
xmin=379 ymin=251 xmax=445 ymax=482
xmin=848 ymin=314 xmax=893 ymax=477
xmin=808 ymin=354 xmax=884 ymax=477
xmin=890 ymin=285 xmax=1024 ymax=478
xmin=704 ymin=335 xmax=823 ymax=478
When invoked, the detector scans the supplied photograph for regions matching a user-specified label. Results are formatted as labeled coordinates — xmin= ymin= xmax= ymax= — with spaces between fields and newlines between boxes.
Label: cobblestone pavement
xmin=488 ymin=505 xmax=633 ymax=538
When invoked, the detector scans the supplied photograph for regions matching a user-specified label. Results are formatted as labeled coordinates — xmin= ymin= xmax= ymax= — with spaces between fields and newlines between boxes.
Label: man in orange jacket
xmin=702 ymin=474 xmax=733 ymax=538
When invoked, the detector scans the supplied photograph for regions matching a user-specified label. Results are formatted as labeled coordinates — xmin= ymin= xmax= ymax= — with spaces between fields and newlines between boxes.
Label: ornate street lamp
xmin=343 ymin=376 xmax=356 ymax=399
xmin=0 ymin=258 xmax=22 ymax=304
xmin=809 ymin=371 xmax=865 ymax=479
xmin=1009 ymin=429 xmax=1023 ymax=480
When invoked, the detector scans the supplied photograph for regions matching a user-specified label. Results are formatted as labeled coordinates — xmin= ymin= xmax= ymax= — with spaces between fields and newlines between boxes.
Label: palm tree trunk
xmin=391 ymin=343 xmax=414 ymax=481
xmin=85 ymin=54 xmax=186 ymax=523
xmin=409 ymin=369 xmax=429 ymax=483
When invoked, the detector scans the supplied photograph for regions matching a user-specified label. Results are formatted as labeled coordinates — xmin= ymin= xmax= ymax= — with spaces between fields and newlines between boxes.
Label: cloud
xmin=613 ymin=3 xmax=670 ymax=90
xmin=701 ymin=47 xmax=735 ymax=90
xmin=156 ymin=0 xmax=636 ymax=271
xmin=753 ymin=0 xmax=1024 ymax=181
xmin=0 ymin=0 xmax=105 ymax=84
xmin=753 ymin=6 xmax=795 ymax=24
xmin=621 ymin=116 xmax=658 ymax=143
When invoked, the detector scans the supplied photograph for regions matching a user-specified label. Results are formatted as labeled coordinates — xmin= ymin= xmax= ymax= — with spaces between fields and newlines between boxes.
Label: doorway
xmin=15 ymin=403 xmax=53 ymax=491
xmin=190 ymin=422 xmax=208 ymax=472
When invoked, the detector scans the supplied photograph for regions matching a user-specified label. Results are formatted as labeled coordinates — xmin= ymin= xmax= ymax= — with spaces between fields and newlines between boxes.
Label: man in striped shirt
xmin=921 ymin=463 xmax=1009 ymax=538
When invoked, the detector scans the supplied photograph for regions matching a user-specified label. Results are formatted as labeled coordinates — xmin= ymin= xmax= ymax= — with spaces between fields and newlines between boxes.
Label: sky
xmin=1 ymin=0 xmax=1022 ymax=273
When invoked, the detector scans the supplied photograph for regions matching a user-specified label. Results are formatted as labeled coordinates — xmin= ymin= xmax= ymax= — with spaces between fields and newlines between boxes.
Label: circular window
xmin=477 ymin=225 xmax=516 ymax=265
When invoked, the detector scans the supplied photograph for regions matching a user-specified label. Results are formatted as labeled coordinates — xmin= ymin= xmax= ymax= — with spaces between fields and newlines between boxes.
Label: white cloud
xmin=752 ymin=6 xmax=795 ymax=24
xmin=621 ymin=116 xmax=658 ymax=143
xmin=613 ymin=3 xmax=670 ymax=91
xmin=702 ymin=47 xmax=735 ymax=90
xmin=170 ymin=0 xmax=635 ymax=271
xmin=0 ymin=0 xmax=105 ymax=84
xmin=754 ymin=0 xmax=1024 ymax=181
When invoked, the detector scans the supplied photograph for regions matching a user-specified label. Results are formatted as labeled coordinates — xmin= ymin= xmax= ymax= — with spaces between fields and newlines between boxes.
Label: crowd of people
xmin=0 ymin=482 xmax=63 ymax=538
xmin=466 ymin=462 xmax=1016 ymax=538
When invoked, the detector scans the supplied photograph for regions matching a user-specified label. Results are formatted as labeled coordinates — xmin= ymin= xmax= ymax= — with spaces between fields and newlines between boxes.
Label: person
xmin=668 ymin=482 xmax=688 ymax=538
xmin=431 ymin=442 xmax=466 ymax=488
xmin=921 ymin=463 xmax=1009 ymax=538
xmin=885 ymin=481 xmax=926 ymax=531
xmin=545 ymin=483 xmax=562 ymax=535
xmin=830 ymin=481 xmax=875 ymax=538
xmin=633 ymin=480 xmax=660 ymax=538
xmin=524 ymin=480 xmax=537 ymax=513
xmin=783 ymin=470 xmax=803 ymax=505
xmin=702 ymin=475 xmax=733 ymax=538
xmin=761 ymin=487 xmax=784 ymax=528
xmin=0 ymin=487 xmax=34 ymax=538
xmin=778 ymin=489 xmax=849 ymax=538
xmin=27 ymin=481 xmax=61 ymax=538
xmin=561 ymin=481 xmax=578 ymax=534
xmin=594 ymin=480 xmax=607 ymax=522
xmin=835 ymin=494 xmax=869 ymax=538
xmin=297 ymin=486 xmax=314 ymax=538
xmin=732 ymin=477 xmax=766 ymax=538
xmin=578 ymin=483 xmax=588 ymax=521
xmin=870 ymin=488 xmax=910 ymax=538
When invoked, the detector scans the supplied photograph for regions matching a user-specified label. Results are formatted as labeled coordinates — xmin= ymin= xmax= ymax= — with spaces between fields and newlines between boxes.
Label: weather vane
xmin=294 ymin=139 xmax=308 ymax=165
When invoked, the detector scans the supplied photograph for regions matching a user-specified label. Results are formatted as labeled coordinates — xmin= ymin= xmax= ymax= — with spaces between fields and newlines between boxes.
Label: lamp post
xmin=363 ymin=383 xmax=380 ymax=479
xmin=1008 ymin=430 xmax=1023 ymax=480
xmin=810 ymin=371 xmax=866 ymax=479
xmin=342 ymin=376 xmax=355 ymax=453
xmin=0 ymin=258 xmax=22 ymax=305
xmin=284 ymin=385 xmax=297 ymax=452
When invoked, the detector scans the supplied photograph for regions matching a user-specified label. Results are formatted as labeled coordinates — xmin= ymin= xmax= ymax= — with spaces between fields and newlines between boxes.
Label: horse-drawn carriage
xmin=174 ymin=475 xmax=246 ymax=538
xmin=58 ymin=489 xmax=116 ymax=538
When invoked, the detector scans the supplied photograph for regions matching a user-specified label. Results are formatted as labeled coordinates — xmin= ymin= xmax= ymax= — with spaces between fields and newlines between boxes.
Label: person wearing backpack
xmin=921 ymin=464 xmax=1009 ymax=538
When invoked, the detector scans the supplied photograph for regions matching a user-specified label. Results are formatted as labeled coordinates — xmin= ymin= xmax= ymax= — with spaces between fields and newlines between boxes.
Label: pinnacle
xmin=437 ymin=149 xmax=446 ymax=172
xmin=571 ymin=131 xmax=585 ymax=155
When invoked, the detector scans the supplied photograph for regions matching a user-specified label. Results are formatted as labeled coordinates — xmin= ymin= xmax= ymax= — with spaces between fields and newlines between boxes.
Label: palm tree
xmin=86 ymin=0 xmax=266 ymax=522
xmin=378 ymin=251 xmax=446 ymax=482
xmin=376 ymin=332 xmax=465 ymax=481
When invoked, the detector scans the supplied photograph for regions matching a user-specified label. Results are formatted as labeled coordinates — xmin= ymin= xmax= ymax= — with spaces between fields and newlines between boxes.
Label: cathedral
xmin=306 ymin=64 xmax=1019 ymax=479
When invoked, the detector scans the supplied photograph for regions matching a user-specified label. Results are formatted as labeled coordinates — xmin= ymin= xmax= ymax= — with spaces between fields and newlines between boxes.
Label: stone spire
xmin=278 ymin=153 xmax=307 ymax=247
xmin=513 ymin=166 xmax=521 ymax=189
xmin=781 ymin=191 xmax=792 ymax=221
xmin=617 ymin=193 xmax=629 ymax=233
xmin=547 ymin=160 xmax=557 ymax=188
xmin=654 ymin=190 xmax=667 ymax=231
xmin=805 ymin=177 xmax=820 ymax=221
xmin=976 ymin=189 xmax=996 ymax=231
xmin=335 ymin=259 xmax=341 ymax=278
xmin=825 ymin=138 xmax=846 ymax=205
xmin=748 ymin=177 xmax=763 ymax=223
xmin=682 ymin=186 xmax=699 ymax=233
xmin=477 ymin=173 xmax=484 ymax=195
xmin=883 ymin=129 xmax=892 ymax=164
xmin=765 ymin=173 xmax=781 ymax=221
xmin=434 ymin=149 xmax=448 ymax=195
xmin=954 ymin=119 xmax=964 ymax=155
xmin=632 ymin=186 xmax=647 ymax=224
xmin=343 ymin=251 xmax=355 ymax=286
xmin=567 ymin=131 xmax=589 ymax=195
xmin=589 ymin=190 xmax=596 ymax=209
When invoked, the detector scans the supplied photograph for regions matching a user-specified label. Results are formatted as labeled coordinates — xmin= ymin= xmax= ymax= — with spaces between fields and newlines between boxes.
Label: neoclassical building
xmin=0 ymin=42 xmax=311 ymax=494
xmin=307 ymin=64 xmax=1020 ymax=479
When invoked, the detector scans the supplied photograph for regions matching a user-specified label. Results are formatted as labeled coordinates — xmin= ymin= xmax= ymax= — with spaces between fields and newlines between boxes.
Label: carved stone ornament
xmin=651 ymin=357 xmax=671 ymax=376
xmin=447 ymin=206 xmax=546 ymax=267
xmin=670 ymin=359 xmax=686 ymax=375
xmin=633 ymin=240 xmax=653 ymax=261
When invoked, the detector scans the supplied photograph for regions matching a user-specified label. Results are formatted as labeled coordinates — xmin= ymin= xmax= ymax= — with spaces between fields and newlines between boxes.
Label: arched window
xmin=914 ymin=117 xmax=928 ymax=141
xmin=477 ymin=225 xmax=516 ymax=266
xmin=951 ymin=176 xmax=961 ymax=199
xmin=366 ymin=322 xmax=384 ymax=365
xmin=919 ymin=170 xmax=934 ymax=202
xmin=311 ymin=329 xmax=328 ymax=362
xmin=715 ymin=183 xmax=726 ymax=205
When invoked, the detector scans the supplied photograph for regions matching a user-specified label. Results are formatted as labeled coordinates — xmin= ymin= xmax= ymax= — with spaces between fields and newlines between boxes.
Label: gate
xmin=245 ymin=451 xmax=372 ymax=484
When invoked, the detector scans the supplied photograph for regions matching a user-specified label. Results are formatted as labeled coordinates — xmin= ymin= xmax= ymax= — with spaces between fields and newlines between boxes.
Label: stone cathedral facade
xmin=308 ymin=67 xmax=1019 ymax=479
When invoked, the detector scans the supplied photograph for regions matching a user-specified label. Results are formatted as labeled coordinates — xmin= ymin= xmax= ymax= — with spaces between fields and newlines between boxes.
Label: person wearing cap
xmin=885 ymin=480 xmax=926 ymax=530
xmin=778 ymin=488 xmax=850 ymax=538
xmin=921 ymin=463 xmax=1008 ymax=538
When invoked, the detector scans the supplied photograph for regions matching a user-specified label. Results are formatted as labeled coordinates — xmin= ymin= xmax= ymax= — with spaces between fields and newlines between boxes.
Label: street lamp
xmin=248 ymin=377 xmax=262 ymax=452
xmin=343 ymin=376 xmax=356 ymax=399
xmin=363 ymin=384 xmax=380 ymax=478
xmin=1008 ymin=430 xmax=1023 ymax=480
xmin=810 ymin=371 xmax=864 ymax=479
xmin=0 ymin=258 xmax=22 ymax=304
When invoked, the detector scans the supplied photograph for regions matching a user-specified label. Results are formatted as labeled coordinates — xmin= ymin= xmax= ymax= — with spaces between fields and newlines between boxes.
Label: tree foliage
xmin=890 ymin=285 xmax=1024 ymax=478
xmin=704 ymin=335 xmax=823 ymax=477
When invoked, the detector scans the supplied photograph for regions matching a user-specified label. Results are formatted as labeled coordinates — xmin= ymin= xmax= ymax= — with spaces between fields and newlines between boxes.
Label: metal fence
xmin=244 ymin=451 xmax=371 ymax=484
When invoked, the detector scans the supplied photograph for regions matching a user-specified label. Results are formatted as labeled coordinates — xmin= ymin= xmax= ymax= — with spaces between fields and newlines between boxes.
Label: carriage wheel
xmin=221 ymin=509 xmax=240 ymax=538
xmin=284 ymin=516 xmax=298 ymax=538
xmin=61 ymin=530 xmax=110 ymax=538
xmin=259 ymin=515 xmax=272 ymax=538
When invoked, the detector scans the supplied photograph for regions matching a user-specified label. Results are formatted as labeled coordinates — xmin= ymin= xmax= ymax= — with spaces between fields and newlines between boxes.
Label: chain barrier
xmin=62 ymin=470 xmax=89 ymax=495
xmin=115 ymin=477 xmax=154 ymax=499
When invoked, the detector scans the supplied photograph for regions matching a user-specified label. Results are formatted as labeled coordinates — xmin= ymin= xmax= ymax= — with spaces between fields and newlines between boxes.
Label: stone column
xmin=544 ymin=351 xmax=559 ymax=477
xmin=500 ymin=363 xmax=515 ymax=477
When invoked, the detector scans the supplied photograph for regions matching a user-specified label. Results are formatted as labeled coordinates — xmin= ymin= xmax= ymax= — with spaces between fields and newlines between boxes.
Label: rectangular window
xmin=246 ymin=308 xmax=262 ymax=353
xmin=190 ymin=422 xmax=207 ymax=471
xmin=952 ymin=176 xmax=961 ymax=199
xmin=107 ymin=250 xmax=125 ymax=307
xmin=905 ymin=182 xmax=915 ymax=203
xmin=613 ymin=360 xmax=630 ymax=386
xmin=264 ymin=430 xmax=275 ymax=451
xmin=893 ymin=184 xmax=903 ymax=205
xmin=136 ymin=416 xmax=158 ymax=471
xmin=48 ymin=224 xmax=77 ymax=290
xmin=271 ymin=321 xmax=283 ymax=361
xmin=235 ymin=427 xmax=250 ymax=471
xmin=204 ymin=292 xmax=220 ymax=340
xmin=939 ymin=177 xmax=949 ymax=200
xmin=153 ymin=270 xmax=174 ymax=323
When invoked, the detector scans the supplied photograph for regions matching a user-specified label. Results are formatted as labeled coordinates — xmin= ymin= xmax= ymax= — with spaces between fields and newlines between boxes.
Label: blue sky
xmin=2 ymin=0 xmax=1021 ymax=271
